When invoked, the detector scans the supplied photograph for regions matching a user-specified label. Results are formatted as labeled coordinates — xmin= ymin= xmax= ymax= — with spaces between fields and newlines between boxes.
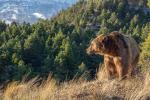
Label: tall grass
xmin=1 ymin=69 xmax=150 ymax=100
xmin=2 ymin=76 xmax=57 ymax=100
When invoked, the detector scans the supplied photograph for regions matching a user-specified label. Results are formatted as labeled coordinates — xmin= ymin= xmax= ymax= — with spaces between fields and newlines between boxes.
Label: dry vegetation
xmin=0 ymin=65 xmax=150 ymax=100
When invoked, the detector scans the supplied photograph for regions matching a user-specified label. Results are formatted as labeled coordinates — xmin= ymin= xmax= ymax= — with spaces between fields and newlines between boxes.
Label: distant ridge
xmin=0 ymin=0 xmax=77 ymax=24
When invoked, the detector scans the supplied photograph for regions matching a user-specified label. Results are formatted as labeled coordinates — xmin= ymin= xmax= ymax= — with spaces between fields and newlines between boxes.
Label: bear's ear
xmin=102 ymin=36 xmax=119 ymax=50
xmin=102 ymin=36 xmax=110 ymax=45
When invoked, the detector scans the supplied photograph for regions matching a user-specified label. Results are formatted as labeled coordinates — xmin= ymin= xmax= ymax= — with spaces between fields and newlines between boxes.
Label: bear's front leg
xmin=104 ymin=61 xmax=112 ymax=80
xmin=104 ymin=56 xmax=116 ymax=80
xmin=104 ymin=61 xmax=116 ymax=80
xmin=114 ymin=57 xmax=128 ymax=80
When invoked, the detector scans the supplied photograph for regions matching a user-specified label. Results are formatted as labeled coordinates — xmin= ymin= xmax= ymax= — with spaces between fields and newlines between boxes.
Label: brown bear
xmin=86 ymin=31 xmax=140 ymax=80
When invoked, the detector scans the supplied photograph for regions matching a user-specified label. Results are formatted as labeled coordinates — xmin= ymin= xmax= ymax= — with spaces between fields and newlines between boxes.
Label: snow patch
xmin=5 ymin=20 xmax=11 ymax=24
xmin=0 ymin=8 xmax=19 ymax=14
xmin=12 ymin=14 xmax=17 ymax=20
xmin=0 ymin=9 xmax=6 ymax=13
xmin=13 ymin=9 xmax=19 ymax=14
xmin=32 ymin=13 xmax=46 ymax=19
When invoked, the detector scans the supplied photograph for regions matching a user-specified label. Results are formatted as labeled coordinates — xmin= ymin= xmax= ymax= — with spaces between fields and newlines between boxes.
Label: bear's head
xmin=86 ymin=34 xmax=118 ymax=55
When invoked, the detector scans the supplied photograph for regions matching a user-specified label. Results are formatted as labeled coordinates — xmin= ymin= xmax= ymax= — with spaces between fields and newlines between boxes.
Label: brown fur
xmin=87 ymin=31 xmax=140 ymax=80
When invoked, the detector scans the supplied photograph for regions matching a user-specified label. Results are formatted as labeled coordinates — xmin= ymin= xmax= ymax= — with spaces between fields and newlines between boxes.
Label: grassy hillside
xmin=0 ymin=69 xmax=150 ymax=100
xmin=0 ymin=0 xmax=150 ymax=99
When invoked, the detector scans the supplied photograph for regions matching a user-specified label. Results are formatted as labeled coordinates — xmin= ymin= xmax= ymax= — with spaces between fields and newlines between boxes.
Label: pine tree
xmin=148 ymin=0 xmax=150 ymax=7
xmin=0 ymin=21 xmax=7 ymax=33
xmin=141 ymin=33 xmax=150 ymax=61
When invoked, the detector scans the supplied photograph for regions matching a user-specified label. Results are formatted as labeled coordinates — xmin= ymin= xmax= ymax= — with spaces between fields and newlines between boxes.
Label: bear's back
xmin=110 ymin=31 xmax=140 ymax=61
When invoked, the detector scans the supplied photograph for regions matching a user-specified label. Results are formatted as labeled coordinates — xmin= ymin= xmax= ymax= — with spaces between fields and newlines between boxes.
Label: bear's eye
xmin=101 ymin=43 xmax=105 ymax=49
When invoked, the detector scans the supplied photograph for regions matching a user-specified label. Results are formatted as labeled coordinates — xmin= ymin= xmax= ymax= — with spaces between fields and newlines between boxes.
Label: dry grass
xmin=0 ymin=69 xmax=150 ymax=100
xmin=1 ymin=76 xmax=57 ymax=100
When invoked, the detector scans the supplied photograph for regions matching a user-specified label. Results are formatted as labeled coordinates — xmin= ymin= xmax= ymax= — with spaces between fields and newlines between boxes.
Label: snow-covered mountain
xmin=0 ymin=0 xmax=77 ymax=24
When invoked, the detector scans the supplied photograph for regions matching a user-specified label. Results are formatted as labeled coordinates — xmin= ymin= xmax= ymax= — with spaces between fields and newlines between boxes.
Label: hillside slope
xmin=0 ymin=0 xmax=150 ymax=99
xmin=1 ymin=71 xmax=150 ymax=100
xmin=0 ymin=0 xmax=150 ymax=84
